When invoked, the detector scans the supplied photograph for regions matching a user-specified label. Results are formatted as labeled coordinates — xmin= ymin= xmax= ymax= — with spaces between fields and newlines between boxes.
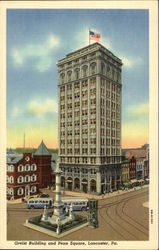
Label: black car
xmin=38 ymin=193 xmax=49 ymax=198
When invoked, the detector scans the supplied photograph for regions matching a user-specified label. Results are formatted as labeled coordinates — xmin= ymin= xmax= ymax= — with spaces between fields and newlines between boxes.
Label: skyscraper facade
xmin=57 ymin=42 xmax=123 ymax=194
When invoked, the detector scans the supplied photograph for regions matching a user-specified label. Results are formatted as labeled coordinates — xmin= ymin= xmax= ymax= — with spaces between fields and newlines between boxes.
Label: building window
xmin=18 ymin=165 xmax=23 ymax=172
xmin=10 ymin=188 xmax=14 ymax=195
xmin=8 ymin=165 xmax=14 ymax=172
xmin=31 ymin=164 xmax=37 ymax=171
xmin=67 ymin=71 xmax=72 ymax=81
xmin=75 ymin=68 xmax=80 ymax=80
xmin=10 ymin=176 xmax=14 ymax=183
xmin=31 ymin=186 xmax=36 ymax=193
xmin=25 ymin=164 xmax=30 ymax=171
xmin=18 ymin=176 xmax=23 ymax=183
xmin=101 ymin=63 xmax=105 ymax=75
xmin=90 ymin=62 xmax=96 ymax=75
xmin=25 ymin=175 xmax=30 ymax=182
xmin=17 ymin=187 xmax=23 ymax=196
xmin=82 ymin=65 xmax=88 ymax=77
xmin=61 ymin=73 xmax=65 ymax=84
xmin=31 ymin=174 xmax=37 ymax=182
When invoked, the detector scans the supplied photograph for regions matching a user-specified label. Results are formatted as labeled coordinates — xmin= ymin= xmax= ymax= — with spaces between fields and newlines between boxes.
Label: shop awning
xmin=138 ymin=179 xmax=144 ymax=183
xmin=123 ymin=182 xmax=132 ymax=186
xmin=130 ymin=179 xmax=138 ymax=183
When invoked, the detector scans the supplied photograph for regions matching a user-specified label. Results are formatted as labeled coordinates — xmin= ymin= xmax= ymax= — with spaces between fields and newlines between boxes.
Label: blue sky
xmin=7 ymin=9 xmax=149 ymax=148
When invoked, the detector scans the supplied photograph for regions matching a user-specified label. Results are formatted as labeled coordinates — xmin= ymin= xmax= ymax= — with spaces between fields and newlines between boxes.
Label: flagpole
xmin=89 ymin=28 xmax=90 ymax=45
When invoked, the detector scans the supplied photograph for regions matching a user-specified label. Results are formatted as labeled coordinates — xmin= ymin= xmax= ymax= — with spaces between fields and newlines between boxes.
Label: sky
xmin=7 ymin=9 xmax=149 ymax=149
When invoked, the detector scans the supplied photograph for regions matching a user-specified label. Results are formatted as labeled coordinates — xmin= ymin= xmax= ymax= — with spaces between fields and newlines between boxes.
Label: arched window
xmin=17 ymin=187 xmax=23 ymax=196
xmin=67 ymin=71 xmax=72 ymax=82
xmin=31 ymin=164 xmax=37 ymax=171
xmin=82 ymin=65 xmax=88 ymax=77
xmin=25 ymin=175 xmax=30 ymax=182
xmin=10 ymin=165 xmax=14 ymax=172
xmin=90 ymin=179 xmax=96 ymax=192
xmin=18 ymin=176 xmax=23 ymax=183
xmin=31 ymin=174 xmax=36 ymax=182
xmin=10 ymin=176 xmax=14 ymax=183
xmin=60 ymin=73 xmax=65 ymax=84
xmin=31 ymin=186 xmax=36 ymax=193
xmin=18 ymin=164 xmax=23 ymax=172
xmin=90 ymin=62 xmax=96 ymax=75
xmin=74 ymin=68 xmax=80 ymax=80
xmin=10 ymin=188 xmax=14 ymax=195
xmin=25 ymin=164 xmax=30 ymax=171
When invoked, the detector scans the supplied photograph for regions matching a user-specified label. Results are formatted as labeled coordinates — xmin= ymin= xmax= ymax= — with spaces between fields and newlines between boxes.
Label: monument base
xmin=25 ymin=213 xmax=87 ymax=237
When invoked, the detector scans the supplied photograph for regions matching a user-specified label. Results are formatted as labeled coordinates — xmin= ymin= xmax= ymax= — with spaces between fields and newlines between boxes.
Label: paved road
xmin=7 ymin=187 xmax=149 ymax=241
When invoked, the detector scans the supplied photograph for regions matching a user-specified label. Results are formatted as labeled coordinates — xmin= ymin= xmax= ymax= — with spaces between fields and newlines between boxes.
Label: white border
xmin=0 ymin=1 xmax=158 ymax=249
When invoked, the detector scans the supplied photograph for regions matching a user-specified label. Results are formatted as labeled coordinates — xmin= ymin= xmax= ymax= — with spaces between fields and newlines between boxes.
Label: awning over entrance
xmin=138 ymin=179 xmax=144 ymax=183
xmin=123 ymin=182 xmax=132 ymax=186
xmin=130 ymin=179 xmax=138 ymax=183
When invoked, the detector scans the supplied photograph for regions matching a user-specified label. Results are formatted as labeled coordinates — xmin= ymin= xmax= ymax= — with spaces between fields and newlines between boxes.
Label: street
xmin=7 ymin=187 xmax=149 ymax=241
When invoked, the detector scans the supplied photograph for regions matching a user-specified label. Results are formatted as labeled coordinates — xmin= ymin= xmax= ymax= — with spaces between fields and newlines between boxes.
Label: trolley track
xmin=98 ymin=189 xmax=149 ymax=240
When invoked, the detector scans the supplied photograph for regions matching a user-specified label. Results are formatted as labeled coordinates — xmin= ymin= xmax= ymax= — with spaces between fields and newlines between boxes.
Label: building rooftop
xmin=7 ymin=155 xmax=23 ymax=164
xmin=34 ymin=140 xmax=51 ymax=156
xmin=58 ymin=42 xmax=122 ymax=65
xmin=125 ymin=149 xmax=147 ymax=160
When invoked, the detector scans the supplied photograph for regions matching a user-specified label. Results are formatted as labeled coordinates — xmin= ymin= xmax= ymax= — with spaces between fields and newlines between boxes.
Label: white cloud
xmin=26 ymin=98 xmax=58 ymax=117
xmin=11 ymin=34 xmax=60 ymax=72
xmin=11 ymin=106 xmax=22 ymax=118
xmin=11 ymin=49 xmax=23 ymax=65
xmin=11 ymin=98 xmax=58 ymax=119
xmin=120 ymin=55 xmax=144 ymax=68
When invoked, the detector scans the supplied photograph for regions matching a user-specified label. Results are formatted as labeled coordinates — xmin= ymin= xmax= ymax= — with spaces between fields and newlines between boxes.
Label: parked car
xmin=38 ymin=193 xmax=49 ymax=198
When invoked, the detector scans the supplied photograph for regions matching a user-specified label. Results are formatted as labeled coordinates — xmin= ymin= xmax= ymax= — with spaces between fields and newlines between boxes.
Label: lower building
xmin=7 ymin=141 xmax=52 ymax=199
xmin=121 ymin=160 xmax=130 ymax=184
xmin=60 ymin=164 xmax=121 ymax=194
xmin=143 ymin=159 xmax=149 ymax=180
xmin=129 ymin=156 xmax=136 ymax=180
xmin=7 ymin=153 xmax=39 ymax=200
xmin=136 ymin=159 xmax=144 ymax=180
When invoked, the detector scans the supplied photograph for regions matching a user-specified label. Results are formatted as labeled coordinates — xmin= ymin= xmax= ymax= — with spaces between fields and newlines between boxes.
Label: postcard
xmin=0 ymin=1 xmax=158 ymax=249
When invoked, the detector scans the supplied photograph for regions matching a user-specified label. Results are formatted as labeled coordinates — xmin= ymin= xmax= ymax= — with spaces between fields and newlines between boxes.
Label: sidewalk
xmin=7 ymin=185 xmax=149 ymax=204
xmin=7 ymin=198 xmax=23 ymax=204
xmin=62 ymin=184 xmax=149 ymax=200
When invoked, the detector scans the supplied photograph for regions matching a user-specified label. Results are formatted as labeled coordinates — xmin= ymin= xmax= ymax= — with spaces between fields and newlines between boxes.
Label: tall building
xmin=57 ymin=42 xmax=123 ymax=194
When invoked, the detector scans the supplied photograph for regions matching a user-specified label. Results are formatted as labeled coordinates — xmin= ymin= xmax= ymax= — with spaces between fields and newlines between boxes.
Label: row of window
xmin=7 ymin=164 xmax=37 ymax=172
xmin=60 ymin=63 xmax=97 ymax=83
xmin=60 ymin=63 xmax=121 ymax=84
xmin=60 ymin=167 xmax=96 ymax=174
xmin=7 ymin=174 xmax=37 ymax=184
xmin=60 ymin=79 xmax=120 ymax=94
xmin=7 ymin=186 xmax=37 ymax=196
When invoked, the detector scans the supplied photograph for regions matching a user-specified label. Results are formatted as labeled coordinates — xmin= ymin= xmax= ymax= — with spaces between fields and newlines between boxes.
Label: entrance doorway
xmin=67 ymin=177 xmax=72 ymax=191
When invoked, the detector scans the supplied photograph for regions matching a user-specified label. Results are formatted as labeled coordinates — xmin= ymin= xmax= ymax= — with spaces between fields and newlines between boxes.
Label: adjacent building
xmin=34 ymin=140 xmax=52 ymax=188
xmin=129 ymin=156 xmax=136 ymax=180
xmin=136 ymin=159 xmax=144 ymax=180
xmin=7 ymin=141 xmax=52 ymax=200
xmin=57 ymin=42 xmax=123 ymax=194
xmin=7 ymin=153 xmax=39 ymax=200
xmin=121 ymin=160 xmax=130 ymax=184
